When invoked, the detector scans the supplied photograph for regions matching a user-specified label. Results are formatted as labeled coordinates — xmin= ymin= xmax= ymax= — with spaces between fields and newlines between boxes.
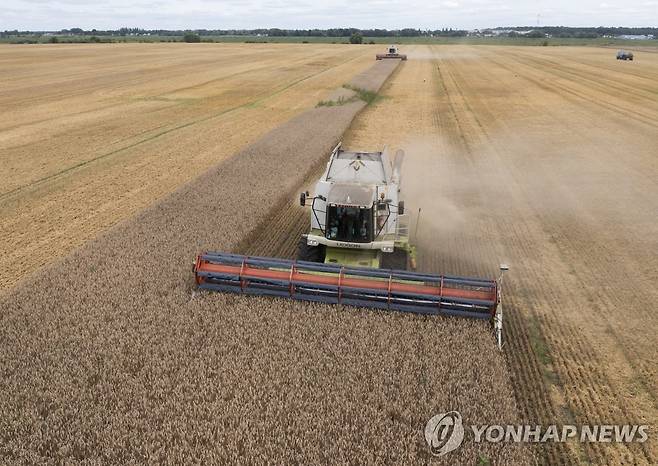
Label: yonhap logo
xmin=424 ymin=411 xmax=465 ymax=457
xmin=424 ymin=410 xmax=649 ymax=457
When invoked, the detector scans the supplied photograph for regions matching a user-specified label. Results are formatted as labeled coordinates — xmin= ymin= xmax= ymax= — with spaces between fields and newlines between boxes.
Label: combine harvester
xmin=376 ymin=45 xmax=407 ymax=61
xmin=194 ymin=144 xmax=508 ymax=348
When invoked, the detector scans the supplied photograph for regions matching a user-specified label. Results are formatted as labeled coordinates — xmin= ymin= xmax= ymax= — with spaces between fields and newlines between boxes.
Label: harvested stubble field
xmin=0 ymin=43 xmax=378 ymax=292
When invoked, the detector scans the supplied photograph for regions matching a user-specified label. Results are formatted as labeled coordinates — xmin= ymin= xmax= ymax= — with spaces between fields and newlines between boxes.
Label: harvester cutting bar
xmin=376 ymin=54 xmax=407 ymax=60
xmin=194 ymin=252 xmax=498 ymax=320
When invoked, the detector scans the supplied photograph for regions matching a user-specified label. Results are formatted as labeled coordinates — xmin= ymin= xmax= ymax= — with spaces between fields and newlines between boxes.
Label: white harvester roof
xmin=324 ymin=149 xmax=392 ymax=185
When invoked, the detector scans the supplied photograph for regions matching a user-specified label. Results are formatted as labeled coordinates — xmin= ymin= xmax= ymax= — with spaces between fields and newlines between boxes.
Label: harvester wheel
xmin=297 ymin=237 xmax=326 ymax=263
xmin=380 ymin=249 xmax=408 ymax=271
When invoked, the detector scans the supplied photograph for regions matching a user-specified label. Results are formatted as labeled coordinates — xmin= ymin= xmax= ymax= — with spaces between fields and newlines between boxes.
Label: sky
xmin=1 ymin=0 xmax=657 ymax=31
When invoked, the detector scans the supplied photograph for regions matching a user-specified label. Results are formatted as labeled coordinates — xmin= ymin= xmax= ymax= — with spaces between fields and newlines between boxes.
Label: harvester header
xmin=195 ymin=252 xmax=500 ymax=317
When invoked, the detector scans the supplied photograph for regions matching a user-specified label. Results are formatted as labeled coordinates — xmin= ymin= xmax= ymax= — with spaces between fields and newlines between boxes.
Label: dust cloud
xmin=397 ymin=136 xmax=508 ymax=276
xmin=402 ymin=140 xmax=464 ymax=234
xmin=399 ymin=138 xmax=486 ymax=241
xmin=397 ymin=125 xmax=658 ymax=278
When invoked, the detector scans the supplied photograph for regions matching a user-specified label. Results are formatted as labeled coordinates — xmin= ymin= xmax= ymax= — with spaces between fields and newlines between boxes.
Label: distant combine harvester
xmin=376 ymin=45 xmax=407 ymax=61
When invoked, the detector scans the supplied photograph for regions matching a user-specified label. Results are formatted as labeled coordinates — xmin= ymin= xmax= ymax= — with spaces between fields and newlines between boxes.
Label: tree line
xmin=2 ymin=26 xmax=656 ymax=40
xmin=1 ymin=27 xmax=469 ymax=38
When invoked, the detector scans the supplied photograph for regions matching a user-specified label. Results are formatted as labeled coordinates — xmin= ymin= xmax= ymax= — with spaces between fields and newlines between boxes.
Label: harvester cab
xmin=299 ymin=143 xmax=412 ymax=270
xmin=193 ymin=143 xmax=508 ymax=349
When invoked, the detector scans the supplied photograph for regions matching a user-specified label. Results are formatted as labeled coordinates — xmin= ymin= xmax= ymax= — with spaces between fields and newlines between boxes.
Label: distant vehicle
xmin=376 ymin=45 xmax=407 ymax=61
xmin=616 ymin=50 xmax=634 ymax=61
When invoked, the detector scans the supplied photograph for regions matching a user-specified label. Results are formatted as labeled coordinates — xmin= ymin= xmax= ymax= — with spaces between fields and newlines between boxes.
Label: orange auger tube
xmin=194 ymin=252 xmax=499 ymax=320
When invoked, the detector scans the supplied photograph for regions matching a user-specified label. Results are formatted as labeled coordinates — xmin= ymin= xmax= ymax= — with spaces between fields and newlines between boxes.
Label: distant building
xmin=617 ymin=34 xmax=654 ymax=40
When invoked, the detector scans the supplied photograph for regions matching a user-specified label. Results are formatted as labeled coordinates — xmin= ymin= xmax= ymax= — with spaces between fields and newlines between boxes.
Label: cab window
xmin=326 ymin=205 xmax=373 ymax=243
